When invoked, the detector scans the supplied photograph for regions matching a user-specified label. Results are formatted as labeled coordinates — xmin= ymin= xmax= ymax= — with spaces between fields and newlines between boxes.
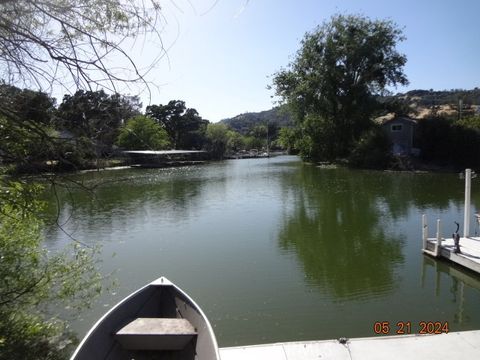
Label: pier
xmin=422 ymin=220 xmax=480 ymax=274
xmin=219 ymin=330 xmax=480 ymax=360
xmin=123 ymin=150 xmax=207 ymax=168
xmin=421 ymin=168 xmax=480 ymax=274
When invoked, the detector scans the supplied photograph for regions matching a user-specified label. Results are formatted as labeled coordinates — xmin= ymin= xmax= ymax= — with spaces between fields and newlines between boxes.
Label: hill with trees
xmin=220 ymin=106 xmax=294 ymax=134
xmin=220 ymin=88 xmax=480 ymax=143
xmin=391 ymin=88 xmax=480 ymax=107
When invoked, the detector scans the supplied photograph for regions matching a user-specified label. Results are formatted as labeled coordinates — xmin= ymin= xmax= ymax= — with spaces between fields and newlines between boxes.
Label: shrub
xmin=348 ymin=127 xmax=392 ymax=169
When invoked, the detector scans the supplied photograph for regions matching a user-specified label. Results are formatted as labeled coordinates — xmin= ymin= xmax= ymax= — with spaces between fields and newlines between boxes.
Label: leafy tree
xmin=249 ymin=124 xmax=267 ymax=140
xmin=348 ymin=126 xmax=392 ymax=169
xmin=205 ymin=123 xmax=229 ymax=159
xmin=457 ymin=115 xmax=480 ymax=130
xmin=56 ymin=90 xmax=141 ymax=156
xmin=0 ymin=183 xmax=102 ymax=360
xmin=116 ymin=115 xmax=170 ymax=150
xmin=243 ymin=135 xmax=264 ymax=150
xmin=226 ymin=130 xmax=245 ymax=153
xmin=0 ymin=85 xmax=59 ymax=168
xmin=221 ymin=105 xmax=294 ymax=135
xmin=273 ymin=14 xmax=408 ymax=162
xmin=146 ymin=101 xmax=208 ymax=149
xmin=0 ymin=116 xmax=59 ymax=171
xmin=277 ymin=127 xmax=300 ymax=154
xmin=267 ymin=122 xmax=280 ymax=143
xmin=0 ymin=84 xmax=56 ymax=126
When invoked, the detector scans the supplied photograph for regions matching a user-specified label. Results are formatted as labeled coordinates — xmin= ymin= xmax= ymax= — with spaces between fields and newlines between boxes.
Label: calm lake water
xmin=43 ymin=156 xmax=480 ymax=346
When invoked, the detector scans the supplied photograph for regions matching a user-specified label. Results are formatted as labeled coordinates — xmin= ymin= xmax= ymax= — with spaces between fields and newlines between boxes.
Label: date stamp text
xmin=373 ymin=321 xmax=449 ymax=335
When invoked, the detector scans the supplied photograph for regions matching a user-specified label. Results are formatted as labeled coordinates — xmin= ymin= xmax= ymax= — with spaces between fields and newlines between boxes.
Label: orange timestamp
xmin=373 ymin=321 xmax=449 ymax=335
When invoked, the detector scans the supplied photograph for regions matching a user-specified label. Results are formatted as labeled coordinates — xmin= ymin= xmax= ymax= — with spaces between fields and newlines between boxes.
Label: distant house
xmin=381 ymin=116 xmax=418 ymax=156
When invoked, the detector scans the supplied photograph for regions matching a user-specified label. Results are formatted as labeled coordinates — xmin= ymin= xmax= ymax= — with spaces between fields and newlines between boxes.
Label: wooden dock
xmin=219 ymin=330 xmax=480 ymax=360
xmin=422 ymin=216 xmax=480 ymax=274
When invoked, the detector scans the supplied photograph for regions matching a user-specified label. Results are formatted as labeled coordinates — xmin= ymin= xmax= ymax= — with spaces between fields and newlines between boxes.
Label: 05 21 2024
xmin=373 ymin=321 xmax=449 ymax=335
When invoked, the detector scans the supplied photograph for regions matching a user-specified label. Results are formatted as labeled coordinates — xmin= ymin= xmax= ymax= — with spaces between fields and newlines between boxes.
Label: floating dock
xmin=123 ymin=150 xmax=208 ymax=168
xmin=219 ymin=330 xmax=480 ymax=360
xmin=421 ymin=168 xmax=480 ymax=274
xmin=421 ymin=216 xmax=480 ymax=274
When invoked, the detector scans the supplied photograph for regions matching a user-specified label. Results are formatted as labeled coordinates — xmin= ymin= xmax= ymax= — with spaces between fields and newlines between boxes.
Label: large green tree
xmin=116 ymin=115 xmax=170 ymax=150
xmin=146 ymin=100 xmax=208 ymax=149
xmin=277 ymin=127 xmax=300 ymax=154
xmin=0 ymin=85 xmax=57 ymax=166
xmin=205 ymin=123 xmax=229 ymax=159
xmin=0 ymin=84 xmax=56 ymax=126
xmin=273 ymin=14 xmax=408 ymax=161
xmin=56 ymin=90 xmax=141 ymax=155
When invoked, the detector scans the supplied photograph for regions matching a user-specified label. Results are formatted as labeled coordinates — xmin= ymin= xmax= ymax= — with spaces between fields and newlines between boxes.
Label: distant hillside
xmin=391 ymin=88 xmax=480 ymax=107
xmin=221 ymin=89 xmax=480 ymax=133
xmin=220 ymin=106 xmax=294 ymax=134
xmin=386 ymin=88 xmax=480 ymax=119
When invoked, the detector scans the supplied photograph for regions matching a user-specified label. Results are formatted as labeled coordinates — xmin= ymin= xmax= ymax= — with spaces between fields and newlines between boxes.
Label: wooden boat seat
xmin=115 ymin=318 xmax=197 ymax=351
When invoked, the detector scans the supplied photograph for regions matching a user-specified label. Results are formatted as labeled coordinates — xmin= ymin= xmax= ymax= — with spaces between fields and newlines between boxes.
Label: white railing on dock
xmin=422 ymin=214 xmax=428 ymax=250
xmin=421 ymin=216 xmax=443 ymax=256
xmin=436 ymin=219 xmax=442 ymax=256
xmin=464 ymin=169 xmax=472 ymax=238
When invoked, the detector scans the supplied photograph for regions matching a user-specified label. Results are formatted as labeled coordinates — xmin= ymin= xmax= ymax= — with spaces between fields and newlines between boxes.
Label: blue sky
xmin=134 ymin=0 xmax=480 ymax=122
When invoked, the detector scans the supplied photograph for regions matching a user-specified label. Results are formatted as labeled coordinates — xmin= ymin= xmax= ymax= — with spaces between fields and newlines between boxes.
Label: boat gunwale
xmin=69 ymin=276 xmax=220 ymax=360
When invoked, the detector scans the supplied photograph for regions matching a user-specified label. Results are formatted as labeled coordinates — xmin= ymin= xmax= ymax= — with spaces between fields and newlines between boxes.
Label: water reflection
xmin=42 ymin=167 xmax=211 ymax=247
xmin=421 ymin=256 xmax=480 ymax=327
xmin=278 ymin=166 xmax=405 ymax=300
xmin=39 ymin=157 xmax=480 ymax=345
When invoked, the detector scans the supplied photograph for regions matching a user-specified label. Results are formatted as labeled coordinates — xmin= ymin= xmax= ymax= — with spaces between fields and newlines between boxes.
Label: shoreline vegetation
xmin=1 ymin=83 xmax=478 ymax=176
xmin=4 ymin=151 xmax=466 ymax=178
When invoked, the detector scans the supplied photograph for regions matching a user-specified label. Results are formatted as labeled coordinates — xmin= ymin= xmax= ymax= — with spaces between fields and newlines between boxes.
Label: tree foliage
xmin=0 ymin=0 xmax=163 ymax=169
xmin=0 ymin=85 xmax=58 ymax=167
xmin=56 ymin=90 xmax=141 ymax=156
xmin=396 ymin=88 xmax=480 ymax=107
xmin=457 ymin=115 xmax=480 ymax=130
xmin=0 ymin=182 xmax=103 ymax=360
xmin=0 ymin=0 xmax=163 ymax=92
xmin=277 ymin=127 xmax=299 ymax=154
xmin=273 ymin=14 xmax=408 ymax=161
xmin=146 ymin=101 xmax=208 ymax=149
xmin=0 ymin=84 xmax=56 ymax=125
xmin=226 ymin=130 xmax=245 ymax=153
xmin=221 ymin=106 xmax=294 ymax=135
xmin=348 ymin=126 xmax=392 ymax=169
xmin=116 ymin=115 xmax=170 ymax=150
xmin=205 ymin=123 xmax=229 ymax=159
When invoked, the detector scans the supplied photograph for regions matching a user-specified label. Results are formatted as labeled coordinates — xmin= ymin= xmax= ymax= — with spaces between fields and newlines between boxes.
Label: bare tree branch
xmin=0 ymin=0 xmax=165 ymax=93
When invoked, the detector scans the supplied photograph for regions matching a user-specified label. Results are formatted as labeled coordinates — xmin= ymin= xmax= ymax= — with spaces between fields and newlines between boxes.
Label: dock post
xmin=436 ymin=219 xmax=442 ymax=256
xmin=464 ymin=169 xmax=471 ymax=238
xmin=422 ymin=215 xmax=428 ymax=250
